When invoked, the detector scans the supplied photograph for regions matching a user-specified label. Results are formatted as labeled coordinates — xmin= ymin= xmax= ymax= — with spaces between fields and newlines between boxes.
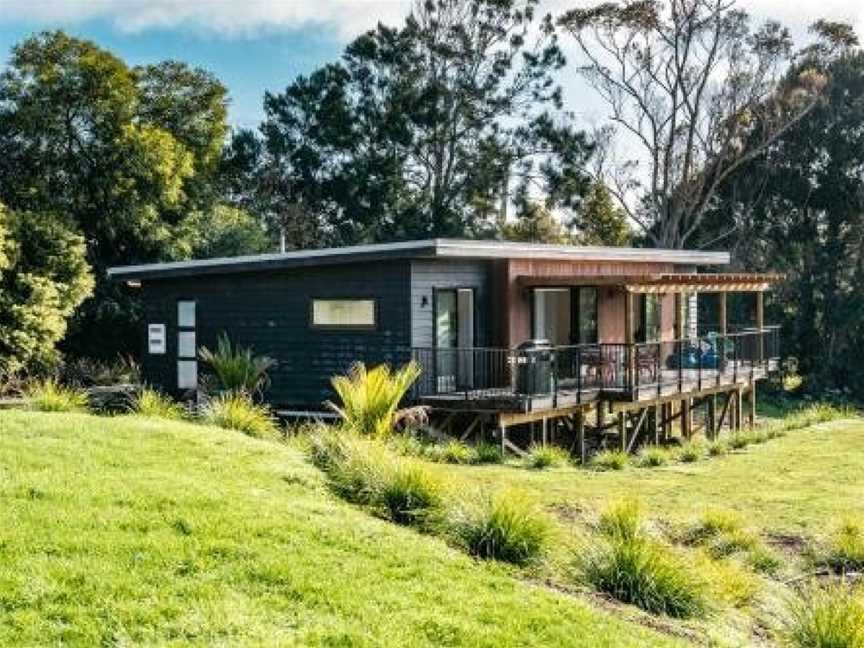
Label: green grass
xmin=524 ymin=444 xmax=570 ymax=470
xmin=819 ymin=518 xmax=864 ymax=573
xmin=636 ymin=446 xmax=671 ymax=468
xmin=132 ymin=387 xmax=186 ymax=420
xmin=0 ymin=410 xmax=680 ymax=647
xmin=430 ymin=417 xmax=864 ymax=534
xmin=200 ymin=392 xmax=279 ymax=437
xmin=591 ymin=449 xmax=630 ymax=471
xmin=25 ymin=379 xmax=89 ymax=413
xmin=785 ymin=583 xmax=864 ymax=648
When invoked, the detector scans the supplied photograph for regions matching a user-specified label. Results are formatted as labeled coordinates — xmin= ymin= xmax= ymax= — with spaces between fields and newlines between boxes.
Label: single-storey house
xmin=108 ymin=239 xmax=780 ymax=455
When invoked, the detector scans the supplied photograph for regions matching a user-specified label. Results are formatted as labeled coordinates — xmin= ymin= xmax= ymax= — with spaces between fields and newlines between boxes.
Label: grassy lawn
xmin=430 ymin=418 xmax=864 ymax=535
xmin=0 ymin=410 xmax=679 ymax=647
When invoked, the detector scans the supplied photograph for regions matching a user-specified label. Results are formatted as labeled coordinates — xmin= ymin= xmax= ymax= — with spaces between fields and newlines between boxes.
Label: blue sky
xmin=0 ymin=0 xmax=859 ymax=134
xmin=0 ymin=20 xmax=346 ymax=130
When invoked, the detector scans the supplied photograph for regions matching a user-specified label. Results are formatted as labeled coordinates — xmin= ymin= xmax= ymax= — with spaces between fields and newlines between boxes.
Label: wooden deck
xmin=419 ymin=359 xmax=778 ymax=415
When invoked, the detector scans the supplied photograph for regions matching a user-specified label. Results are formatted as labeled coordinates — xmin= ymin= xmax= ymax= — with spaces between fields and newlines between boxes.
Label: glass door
xmin=435 ymin=289 xmax=474 ymax=391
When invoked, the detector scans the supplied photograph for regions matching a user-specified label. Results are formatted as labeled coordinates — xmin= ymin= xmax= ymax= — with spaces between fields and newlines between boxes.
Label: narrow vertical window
xmin=177 ymin=300 xmax=197 ymax=389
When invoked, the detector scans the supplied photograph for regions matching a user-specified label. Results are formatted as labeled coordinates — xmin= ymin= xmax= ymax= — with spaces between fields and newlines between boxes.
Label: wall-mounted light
xmin=421 ymin=295 xmax=429 ymax=307
xmin=126 ymin=279 xmax=142 ymax=288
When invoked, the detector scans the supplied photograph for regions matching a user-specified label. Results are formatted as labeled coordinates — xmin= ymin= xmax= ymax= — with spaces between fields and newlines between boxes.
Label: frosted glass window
xmin=177 ymin=360 xmax=197 ymax=389
xmin=178 ymin=301 xmax=196 ymax=328
xmin=178 ymin=331 xmax=196 ymax=359
xmin=312 ymin=299 xmax=376 ymax=328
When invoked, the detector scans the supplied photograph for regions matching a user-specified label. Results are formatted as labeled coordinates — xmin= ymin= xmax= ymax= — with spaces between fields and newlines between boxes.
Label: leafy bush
xmin=591 ymin=449 xmax=629 ymax=471
xmin=199 ymin=333 xmax=275 ymax=395
xmin=132 ymin=387 xmax=185 ymax=420
xmin=675 ymin=440 xmax=703 ymax=463
xmin=474 ymin=442 xmax=504 ymax=464
xmin=328 ymin=361 xmax=421 ymax=438
xmin=785 ymin=583 xmax=864 ymax=648
xmin=525 ymin=444 xmax=570 ymax=470
xmin=636 ymin=446 xmax=671 ymax=468
xmin=200 ymin=392 xmax=278 ymax=437
xmin=450 ymin=491 xmax=552 ymax=565
xmin=25 ymin=380 xmax=88 ymax=413
xmin=581 ymin=536 xmax=709 ymax=618
xmin=821 ymin=519 xmax=864 ymax=573
xmin=598 ymin=499 xmax=642 ymax=542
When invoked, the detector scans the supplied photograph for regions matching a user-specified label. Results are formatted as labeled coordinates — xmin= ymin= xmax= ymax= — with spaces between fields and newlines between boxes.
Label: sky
xmin=0 ymin=0 xmax=861 ymax=133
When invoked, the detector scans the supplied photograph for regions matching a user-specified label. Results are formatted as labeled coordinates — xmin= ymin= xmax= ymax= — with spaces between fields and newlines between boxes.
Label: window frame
xmin=309 ymin=297 xmax=378 ymax=331
xmin=176 ymin=298 xmax=198 ymax=390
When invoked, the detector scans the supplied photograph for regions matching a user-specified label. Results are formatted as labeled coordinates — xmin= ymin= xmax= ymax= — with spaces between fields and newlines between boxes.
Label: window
xmin=532 ymin=288 xmax=571 ymax=345
xmin=177 ymin=299 xmax=197 ymax=390
xmin=575 ymin=287 xmax=598 ymax=344
xmin=311 ymin=299 xmax=376 ymax=328
xmin=637 ymin=294 xmax=662 ymax=343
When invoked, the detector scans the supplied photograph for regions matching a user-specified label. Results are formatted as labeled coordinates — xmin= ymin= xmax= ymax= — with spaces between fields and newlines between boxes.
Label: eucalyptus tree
xmin=558 ymin=1 xmax=851 ymax=248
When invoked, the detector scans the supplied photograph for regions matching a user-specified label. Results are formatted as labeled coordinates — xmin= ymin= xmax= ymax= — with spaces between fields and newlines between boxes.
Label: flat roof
xmin=107 ymin=238 xmax=730 ymax=281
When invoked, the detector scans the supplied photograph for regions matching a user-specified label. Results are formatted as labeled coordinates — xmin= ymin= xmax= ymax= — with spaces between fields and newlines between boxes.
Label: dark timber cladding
xmin=139 ymin=260 xmax=412 ymax=406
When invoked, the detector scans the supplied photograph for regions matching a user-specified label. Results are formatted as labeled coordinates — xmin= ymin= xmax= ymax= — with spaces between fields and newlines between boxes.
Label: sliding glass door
xmin=532 ymin=287 xmax=598 ymax=345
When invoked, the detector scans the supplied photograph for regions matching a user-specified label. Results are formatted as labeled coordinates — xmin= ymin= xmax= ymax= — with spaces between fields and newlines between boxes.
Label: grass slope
xmin=0 ymin=411 xmax=678 ymax=647
xmin=432 ymin=418 xmax=864 ymax=534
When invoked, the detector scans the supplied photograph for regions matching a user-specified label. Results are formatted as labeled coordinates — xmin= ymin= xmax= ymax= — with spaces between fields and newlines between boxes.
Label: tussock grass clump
xmin=26 ymin=380 xmax=88 ymax=413
xmin=450 ymin=491 xmax=552 ymax=565
xmin=696 ymin=551 xmax=760 ymax=608
xmin=784 ymin=583 xmax=864 ymax=648
xmin=783 ymin=403 xmax=855 ymax=432
xmin=198 ymin=333 xmax=275 ymax=395
xmin=474 ymin=442 xmax=504 ymax=464
xmin=728 ymin=432 xmax=751 ymax=450
xmin=591 ymin=449 xmax=630 ymax=471
xmin=675 ymin=440 xmax=704 ymax=463
xmin=582 ymin=499 xmax=709 ymax=618
xmin=201 ymin=392 xmax=278 ymax=437
xmin=684 ymin=509 xmax=779 ymax=571
xmin=132 ymin=387 xmax=185 ymax=420
xmin=438 ymin=440 xmax=476 ymax=465
xmin=525 ymin=444 xmax=570 ymax=470
xmin=582 ymin=536 xmax=709 ymax=618
xmin=636 ymin=446 xmax=671 ymax=468
xmin=707 ymin=440 xmax=728 ymax=457
xmin=598 ymin=499 xmax=643 ymax=542
xmin=821 ymin=519 xmax=864 ymax=573
xmin=309 ymin=427 xmax=443 ymax=527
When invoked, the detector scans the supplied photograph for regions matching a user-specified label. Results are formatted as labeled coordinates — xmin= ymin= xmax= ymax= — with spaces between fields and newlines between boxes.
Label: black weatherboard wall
xmin=140 ymin=260 xmax=412 ymax=407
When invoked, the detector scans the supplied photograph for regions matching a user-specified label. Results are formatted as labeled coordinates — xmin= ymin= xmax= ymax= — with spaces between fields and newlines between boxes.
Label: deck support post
xmin=618 ymin=412 xmax=627 ymax=452
xmin=707 ymin=394 xmax=717 ymax=440
xmin=575 ymin=410 xmax=586 ymax=465
xmin=756 ymin=291 xmax=764 ymax=362
xmin=541 ymin=417 xmax=548 ymax=447
xmin=735 ymin=389 xmax=744 ymax=431
xmin=681 ymin=398 xmax=692 ymax=439
xmin=499 ymin=423 xmax=507 ymax=456
xmin=748 ymin=383 xmax=756 ymax=429
xmin=652 ymin=404 xmax=660 ymax=445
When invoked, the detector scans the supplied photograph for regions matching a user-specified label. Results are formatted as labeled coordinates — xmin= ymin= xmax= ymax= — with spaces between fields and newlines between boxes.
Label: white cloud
xmin=0 ymin=0 xmax=413 ymax=38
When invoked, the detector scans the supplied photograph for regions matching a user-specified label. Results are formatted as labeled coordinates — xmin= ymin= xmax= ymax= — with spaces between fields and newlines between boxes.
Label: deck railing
xmin=409 ymin=325 xmax=781 ymax=405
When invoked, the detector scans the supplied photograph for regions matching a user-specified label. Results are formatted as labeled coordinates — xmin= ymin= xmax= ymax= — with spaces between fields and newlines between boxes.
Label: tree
xmin=571 ymin=182 xmax=632 ymax=246
xmin=175 ymin=205 xmax=272 ymax=259
xmin=501 ymin=202 xmax=572 ymax=244
xmin=558 ymin=1 xmax=848 ymax=248
xmin=0 ymin=32 xmax=231 ymax=359
xmin=0 ymin=203 xmax=93 ymax=373
xmin=254 ymin=0 xmax=593 ymax=248
xmin=696 ymin=49 xmax=864 ymax=392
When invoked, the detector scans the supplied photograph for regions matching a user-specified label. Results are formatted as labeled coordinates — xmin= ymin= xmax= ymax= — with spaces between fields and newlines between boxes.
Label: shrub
xmin=328 ymin=361 xmax=421 ymax=438
xmin=25 ymin=380 xmax=88 ymax=413
xmin=785 ymin=583 xmax=864 ymax=648
xmin=598 ymin=499 xmax=643 ymax=542
xmin=60 ymin=354 xmax=140 ymax=387
xmin=200 ymin=392 xmax=278 ymax=437
xmin=450 ymin=491 xmax=552 ymax=565
xmin=132 ymin=387 xmax=185 ymax=420
xmin=474 ymin=442 xmax=504 ymax=464
xmin=591 ymin=449 xmax=629 ymax=471
xmin=675 ymin=440 xmax=703 ymax=463
xmin=525 ymin=444 xmax=570 ymax=470
xmin=707 ymin=440 xmax=728 ymax=457
xmin=199 ymin=333 xmax=276 ymax=395
xmin=581 ymin=536 xmax=709 ymax=618
xmin=822 ymin=519 xmax=864 ymax=573
xmin=636 ymin=446 xmax=671 ymax=468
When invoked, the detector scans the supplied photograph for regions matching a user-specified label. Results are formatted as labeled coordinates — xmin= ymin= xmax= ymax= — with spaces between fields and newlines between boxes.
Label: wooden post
xmin=618 ymin=411 xmax=627 ymax=452
xmin=653 ymin=404 xmax=660 ymax=444
xmin=756 ymin=291 xmax=765 ymax=363
xmin=749 ymin=383 xmax=756 ymax=429
xmin=624 ymin=290 xmax=635 ymax=393
xmin=499 ymin=422 xmax=507 ymax=455
xmin=575 ymin=410 xmax=586 ymax=465
xmin=707 ymin=394 xmax=717 ymax=440
xmin=682 ymin=397 xmax=692 ymax=439
xmin=542 ymin=417 xmax=548 ymax=446
xmin=735 ymin=389 xmax=744 ymax=431
xmin=719 ymin=292 xmax=727 ymax=335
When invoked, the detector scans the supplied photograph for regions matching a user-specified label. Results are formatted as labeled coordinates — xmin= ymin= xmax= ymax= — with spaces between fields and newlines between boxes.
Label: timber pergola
xmin=517 ymin=272 xmax=782 ymax=293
